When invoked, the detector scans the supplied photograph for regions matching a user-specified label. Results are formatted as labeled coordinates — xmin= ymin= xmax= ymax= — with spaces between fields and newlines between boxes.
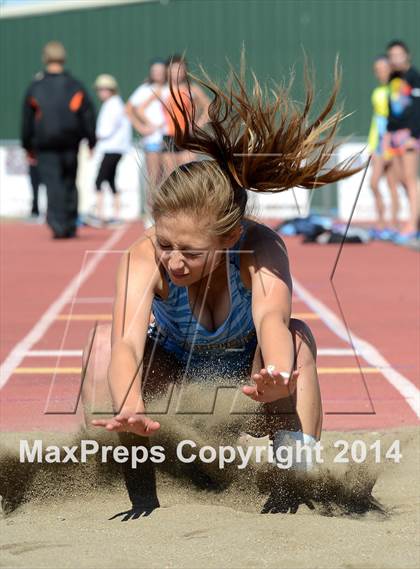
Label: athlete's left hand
xmin=242 ymin=368 xmax=299 ymax=402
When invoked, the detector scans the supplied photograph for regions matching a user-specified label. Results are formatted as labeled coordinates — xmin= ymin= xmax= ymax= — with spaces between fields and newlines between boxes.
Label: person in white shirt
xmin=93 ymin=74 xmax=132 ymax=225
xmin=126 ymin=59 xmax=167 ymax=187
xmin=137 ymin=55 xmax=211 ymax=177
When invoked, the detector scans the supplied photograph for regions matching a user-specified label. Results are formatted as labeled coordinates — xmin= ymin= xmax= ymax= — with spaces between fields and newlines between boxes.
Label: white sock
xmin=273 ymin=430 xmax=318 ymax=472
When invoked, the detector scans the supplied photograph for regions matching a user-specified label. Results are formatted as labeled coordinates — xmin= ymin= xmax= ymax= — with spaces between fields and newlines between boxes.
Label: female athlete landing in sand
xmin=82 ymin=61 xmax=360 ymax=510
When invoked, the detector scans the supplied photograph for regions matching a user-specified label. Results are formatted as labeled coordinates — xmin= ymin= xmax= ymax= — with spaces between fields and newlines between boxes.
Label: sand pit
xmin=1 ymin=416 xmax=419 ymax=569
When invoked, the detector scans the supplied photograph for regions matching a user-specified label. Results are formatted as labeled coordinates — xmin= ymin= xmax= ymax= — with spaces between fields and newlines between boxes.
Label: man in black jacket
xmin=21 ymin=41 xmax=96 ymax=238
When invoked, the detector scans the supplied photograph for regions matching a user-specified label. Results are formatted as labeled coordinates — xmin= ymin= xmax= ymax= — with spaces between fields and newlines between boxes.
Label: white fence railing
xmin=0 ymin=140 xmax=411 ymax=222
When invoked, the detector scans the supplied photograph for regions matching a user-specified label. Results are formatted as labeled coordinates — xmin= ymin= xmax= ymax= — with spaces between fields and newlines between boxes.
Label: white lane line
xmin=0 ymin=225 xmax=128 ymax=389
xmin=26 ymin=350 xmax=83 ymax=357
xmin=293 ymin=277 xmax=420 ymax=418
xmin=317 ymin=348 xmax=360 ymax=356
xmin=71 ymin=297 xmax=114 ymax=304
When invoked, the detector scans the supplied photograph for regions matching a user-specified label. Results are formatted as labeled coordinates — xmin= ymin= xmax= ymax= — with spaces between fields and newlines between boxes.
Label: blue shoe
xmin=378 ymin=228 xmax=398 ymax=240
xmin=278 ymin=223 xmax=297 ymax=236
xmin=392 ymin=231 xmax=419 ymax=245
xmin=368 ymin=228 xmax=381 ymax=240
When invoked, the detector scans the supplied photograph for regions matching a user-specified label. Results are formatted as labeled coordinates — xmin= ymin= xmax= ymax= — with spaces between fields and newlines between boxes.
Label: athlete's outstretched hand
xmin=242 ymin=368 xmax=299 ymax=403
xmin=92 ymin=410 xmax=160 ymax=436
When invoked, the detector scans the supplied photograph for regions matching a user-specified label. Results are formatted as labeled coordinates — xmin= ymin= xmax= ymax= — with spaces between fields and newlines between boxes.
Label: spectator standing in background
xmin=160 ymin=54 xmax=210 ymax=173
xmin=385 ymin=40 xmax=420 ymax=241
xmin=21 ymin=41 xmax=96 ymax=239
xmin=367 ymin=55 xmax=399 ymax=239
xmin=92 ymin=74 xmax=132 ymax=226
xmin=126 ymin=59 xmax=167 ymax=188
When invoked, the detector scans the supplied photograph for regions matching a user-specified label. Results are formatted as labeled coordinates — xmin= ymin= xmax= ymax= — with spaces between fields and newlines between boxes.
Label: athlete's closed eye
xmin=157 ymin=240 xmax=204 ymax=258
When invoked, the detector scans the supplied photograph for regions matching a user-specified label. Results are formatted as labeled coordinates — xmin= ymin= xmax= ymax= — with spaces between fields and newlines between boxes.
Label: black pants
xmin=95 ymin=153 xmax=122 ymax=194
xmin=29 ymin=164 xmax=40 ymax=215
xmin=37 ymin=150 xmax=78 ymax=237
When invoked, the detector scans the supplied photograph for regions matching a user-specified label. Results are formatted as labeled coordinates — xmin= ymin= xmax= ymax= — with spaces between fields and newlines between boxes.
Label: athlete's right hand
xmin=91 ymin=410 xmax=160 ymax=436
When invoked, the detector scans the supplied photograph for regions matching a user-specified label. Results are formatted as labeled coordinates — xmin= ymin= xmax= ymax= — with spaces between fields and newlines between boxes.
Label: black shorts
xmin=162 ymin=135 xmax=183 ymax=153
xmin=95 ymin=153 xmax=122 ymax=193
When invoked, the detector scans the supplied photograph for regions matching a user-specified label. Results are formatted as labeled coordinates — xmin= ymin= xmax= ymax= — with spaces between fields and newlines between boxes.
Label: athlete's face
xmin=387 ymin=46 xmax=410 ymax=72
xmin=373 ymin=59 xmax=390 ymax=84
xmin=154 ymin=213 xmax=239 ymax=286
xmin=149 ymin=63 xmax=167 ymax=85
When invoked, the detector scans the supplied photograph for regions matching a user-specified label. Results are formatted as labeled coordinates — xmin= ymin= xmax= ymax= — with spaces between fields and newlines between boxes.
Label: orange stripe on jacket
xmin=29 ymin=96 xmax=42 ymax=120
xmin=69 ymin=91 xmax=84 ymax=112
xmin=164 ymin=88 xmax=193 ymax=136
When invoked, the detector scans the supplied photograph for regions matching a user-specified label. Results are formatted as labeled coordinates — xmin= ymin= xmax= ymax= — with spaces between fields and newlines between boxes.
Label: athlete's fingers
xmin=143 ymin=420 xmax=160 ymax=433
xmin=126 ymin=415 xmax=161 ymax=436
xmin=242 ymin=385 xmax=262 ymax=399
xmin=91 ymin=418 xmax=121 ymax=427
xmin=91 ymin=419 xmax=108 ymax=426
xmin=127 ymin=416 xmax=160 ymax=430
xmin=113 ymin=414 xmax=131 ymax=423
xmin=106 ymin=423 xmax=126 ymax=432
xmin=91 ymin=418 xmax=123 ymax=430
xmin=263 ymin=368 xmax=296 ymax=386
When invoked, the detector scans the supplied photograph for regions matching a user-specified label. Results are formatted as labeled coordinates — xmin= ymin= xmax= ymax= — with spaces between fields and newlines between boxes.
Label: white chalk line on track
xmin=293 ymin=277 xmax=420 ymax=419
xmin=0 ymin=224 xmax=129 ymax=389
xmin=27 ymin=350 xmax=83 ymax=357
xmin=71 ymin=297 xmax=114 ymax=304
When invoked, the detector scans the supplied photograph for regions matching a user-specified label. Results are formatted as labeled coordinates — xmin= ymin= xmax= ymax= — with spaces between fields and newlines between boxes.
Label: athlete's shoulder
xmin=239 ymin=218 xmax=290 ymax=290
xmin=126 ymin=226 xmax=158 ymax=266
xmin=113 ymin=228 xmax=160 ymax=295
xmin=243 ymin=218 xmax=288 ymax=254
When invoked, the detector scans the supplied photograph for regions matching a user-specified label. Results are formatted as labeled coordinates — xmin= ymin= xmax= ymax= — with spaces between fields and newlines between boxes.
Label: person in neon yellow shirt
xmin=368 ymin=56 xmax=399 ymax=237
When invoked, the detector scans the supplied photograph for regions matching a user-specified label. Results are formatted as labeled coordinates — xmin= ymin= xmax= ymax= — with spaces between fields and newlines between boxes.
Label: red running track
xmin=1 ymin=220 xmax=419 ymax=432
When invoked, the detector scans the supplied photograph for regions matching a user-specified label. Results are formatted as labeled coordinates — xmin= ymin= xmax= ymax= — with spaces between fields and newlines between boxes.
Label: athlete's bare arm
xmin=241 ymin=222 xmax=297 ymax=402
xmin=92 ymin=235 xmax=163 ymax=435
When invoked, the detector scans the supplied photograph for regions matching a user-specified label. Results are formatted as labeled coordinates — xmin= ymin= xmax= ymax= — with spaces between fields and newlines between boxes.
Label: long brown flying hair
xmin=151 ymin=56 xmax=363 ymax=236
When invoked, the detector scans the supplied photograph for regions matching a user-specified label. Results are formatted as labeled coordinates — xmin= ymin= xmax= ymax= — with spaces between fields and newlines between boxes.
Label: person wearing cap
xmin=21 ymin=41 xmax=96 ymax=239
xmin=93 ymin=74 xmax=132 ymax=226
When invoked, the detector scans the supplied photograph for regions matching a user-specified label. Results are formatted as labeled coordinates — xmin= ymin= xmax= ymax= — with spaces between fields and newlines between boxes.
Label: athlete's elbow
xmin=253 ymin=308 xmax=290 ymax=332
xmin=111 ymin=337 xmax=140 ymax=362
